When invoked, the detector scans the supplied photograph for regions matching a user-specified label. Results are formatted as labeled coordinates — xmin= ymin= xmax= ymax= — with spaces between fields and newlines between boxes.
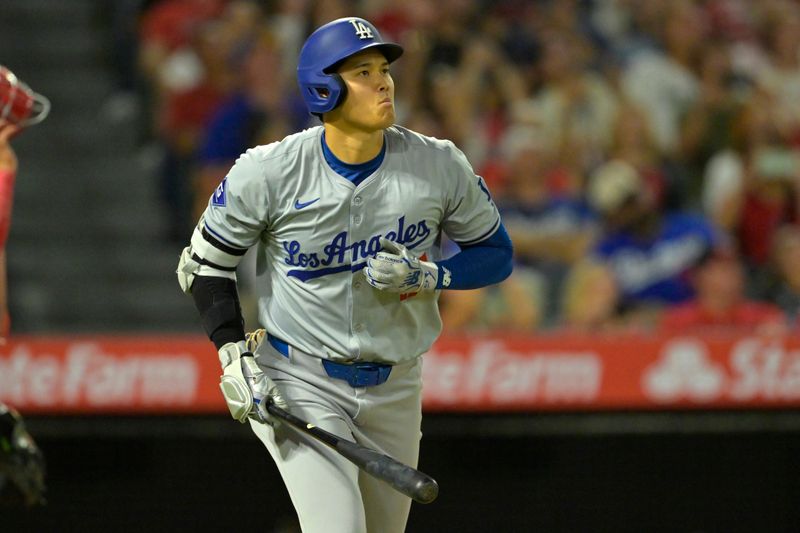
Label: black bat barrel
xmin=335 ymin=438 xmax=439 ymax=504
xmin=265 ymin=402 xmax=439 ymax=504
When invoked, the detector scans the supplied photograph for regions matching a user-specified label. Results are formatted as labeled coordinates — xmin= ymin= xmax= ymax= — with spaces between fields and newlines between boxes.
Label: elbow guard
xmin=176 ymin=221 xmax=247 ymax=293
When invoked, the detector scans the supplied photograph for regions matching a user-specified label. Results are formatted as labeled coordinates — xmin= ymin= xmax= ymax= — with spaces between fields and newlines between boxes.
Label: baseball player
xmin=177 ymin=17 xmax=513 ymax=533
xmin=0 ymin=120 xmax=19 ymax=343
xmin=0 ymin=64 xmax=50 ymax=343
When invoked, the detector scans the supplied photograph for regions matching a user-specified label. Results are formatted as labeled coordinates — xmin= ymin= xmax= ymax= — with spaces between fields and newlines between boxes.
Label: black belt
xmin=267 ymin=333 xmax=392 ymax=387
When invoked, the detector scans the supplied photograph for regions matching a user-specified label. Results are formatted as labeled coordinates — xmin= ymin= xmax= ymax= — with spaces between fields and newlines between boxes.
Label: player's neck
xmin=323 ymin=123 xmax=384 ymax=164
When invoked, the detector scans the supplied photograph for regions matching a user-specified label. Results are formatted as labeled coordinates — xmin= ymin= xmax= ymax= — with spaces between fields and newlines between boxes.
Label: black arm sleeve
xmin=190 ymin=275 xmax=245 ymax=349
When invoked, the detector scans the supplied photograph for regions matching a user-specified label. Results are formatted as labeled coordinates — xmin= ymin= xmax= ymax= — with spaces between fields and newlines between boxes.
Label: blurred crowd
xmin=109 ymin=0 xmax=800 ymax=336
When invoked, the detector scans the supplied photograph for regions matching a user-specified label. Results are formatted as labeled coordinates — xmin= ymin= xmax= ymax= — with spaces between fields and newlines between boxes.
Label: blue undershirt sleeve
xmin=435 ymin=222 xmax=514 ymax=290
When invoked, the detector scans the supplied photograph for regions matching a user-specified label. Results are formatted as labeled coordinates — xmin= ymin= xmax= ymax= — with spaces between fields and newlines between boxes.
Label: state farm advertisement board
xmin=0 ymin=336 xmax=220 ymax=414
xmin=422 ymin=334 xmax=800 ymax=411
xmin=2 ymin=333 xmax=800 ymax=414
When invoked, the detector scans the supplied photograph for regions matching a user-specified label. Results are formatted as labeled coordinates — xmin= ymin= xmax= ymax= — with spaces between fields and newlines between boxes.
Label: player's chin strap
xmin=364 ymin=237 xmax=451 ymax=293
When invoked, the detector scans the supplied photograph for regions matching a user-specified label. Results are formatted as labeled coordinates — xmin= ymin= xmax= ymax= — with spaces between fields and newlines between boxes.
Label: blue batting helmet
xmin=297 ymin=17 xmax=403 ymax=115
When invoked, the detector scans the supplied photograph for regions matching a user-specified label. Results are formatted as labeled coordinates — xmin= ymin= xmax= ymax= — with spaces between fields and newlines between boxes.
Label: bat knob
xmin=413 ymin=477 xmax=439 ymax=504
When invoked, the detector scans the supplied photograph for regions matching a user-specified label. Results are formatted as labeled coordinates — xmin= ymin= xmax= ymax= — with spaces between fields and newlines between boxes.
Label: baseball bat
xmin=260 ymin=400 xmax=439 ymax=504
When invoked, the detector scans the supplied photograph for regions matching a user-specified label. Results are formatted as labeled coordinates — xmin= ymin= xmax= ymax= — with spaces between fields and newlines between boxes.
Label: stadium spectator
xmin=438 ymin=271 xmax=543 ymax=334
xmin=679 ymin=40 xmax=744 ymax=206
xmin=659 ymin=245 xmax=785 ymax=334
xmin=588 ymin=159 xmax=719 ymax=320
xmin=496 ymin=124 xmax=596 ymax=323
xmin=138 ymin=0 xmax=235 ymax=241
xmin=587 ymin=0 xmax=661 ymax=62
xmin=558 ymin=258 xmax=628 ymax=333
xmin=531 ymin=30 xmax=619 ymax=182
xmin=753 ymin=2 xmax=800 ymax=145
xmin=436 ymin=234 xmax=542 ymax=334
xmin=621 ymin=0 xmax=704 ymax=157
xmin=754 ymin=224 xmax=800 ymax=327
xmin=193 ymin=26 xmax=297 ymax=220
xmin=610 ymin=99 xmax=675 ymax=210
xmin=137 ymin=0 xmax=228 ymax=137
xmin=702 ymin=91 xmax=800 ymax=270
xmin=419 ymin=32 xmax=527 ymax=175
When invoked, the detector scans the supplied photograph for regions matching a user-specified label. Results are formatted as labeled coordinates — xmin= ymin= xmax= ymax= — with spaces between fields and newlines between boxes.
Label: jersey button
xmin=353 ymin=196 xmax=363 ymax=206
xmin=353 ymin=323 xmax=365 ymax=332
xmin=353 ymin=215 xmax=362 ymax=224
xmin=353 ymin=281 xmax=362 ymax=289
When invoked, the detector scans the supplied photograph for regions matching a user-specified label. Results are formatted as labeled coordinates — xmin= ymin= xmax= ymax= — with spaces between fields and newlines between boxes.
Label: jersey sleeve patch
xmin=212 ymin=177 xmax=227 ymax=207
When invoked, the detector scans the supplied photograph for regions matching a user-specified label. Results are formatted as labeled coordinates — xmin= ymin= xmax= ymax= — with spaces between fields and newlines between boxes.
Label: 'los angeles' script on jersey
xmin=283 ymin=215 xmax=431 ymax=281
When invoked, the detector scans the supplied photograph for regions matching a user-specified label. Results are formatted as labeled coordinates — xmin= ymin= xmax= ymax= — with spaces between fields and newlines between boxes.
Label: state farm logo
xmin=643 ymin=337 xmax=800 ymax=403
xmin=423 ymin=341 xmax=602 ymax=405
xmin=0 ymin=342 xmax=199 ymax=407
xmin=642 ymin=339 xmax=725 ymax=402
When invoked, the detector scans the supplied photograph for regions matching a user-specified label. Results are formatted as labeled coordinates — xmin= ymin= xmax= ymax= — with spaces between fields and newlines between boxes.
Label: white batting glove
xmin=218 ymin=341 xmax=287 ymax=423
xmin=365 ymin=238 xmax=451 ymax=293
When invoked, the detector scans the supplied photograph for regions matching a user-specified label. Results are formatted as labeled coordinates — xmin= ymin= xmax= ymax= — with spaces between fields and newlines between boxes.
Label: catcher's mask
xmin=0 ymin=403 xmax=46 ymax=507
xmin=0 ymin=65 xmax=50 ymax=128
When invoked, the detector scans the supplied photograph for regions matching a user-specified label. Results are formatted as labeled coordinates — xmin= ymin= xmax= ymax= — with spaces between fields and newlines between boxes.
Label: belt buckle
xmin=347 ymin=363 xmax=372 ymax=387
xmin=349 ymin=363 xmax=374 ymax=387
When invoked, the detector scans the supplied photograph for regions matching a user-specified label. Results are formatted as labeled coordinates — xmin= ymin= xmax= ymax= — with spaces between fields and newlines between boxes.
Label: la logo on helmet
xmin=349 ymin=19 xmax=374 ymax=40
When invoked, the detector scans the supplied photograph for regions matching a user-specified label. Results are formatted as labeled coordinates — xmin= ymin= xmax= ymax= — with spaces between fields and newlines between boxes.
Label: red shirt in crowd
xmin=738 ymin=190 xmax=798 ymax=266
xmin=139 ymin=0 xmax=226 ymax=51
xmin=660 ymin=300 xmax=785 ymax=333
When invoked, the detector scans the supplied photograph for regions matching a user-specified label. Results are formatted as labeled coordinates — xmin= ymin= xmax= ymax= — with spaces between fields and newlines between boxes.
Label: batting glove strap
xmin=439 ymin=265 xmax=452 ymax=289
xmin=365 ymin=238 xmax=440 ymax=293
xmin=241 ymin=355 xmax=287 ymax=412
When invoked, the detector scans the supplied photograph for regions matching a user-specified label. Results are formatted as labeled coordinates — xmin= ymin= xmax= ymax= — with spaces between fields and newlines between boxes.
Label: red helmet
xmin=0 ymin=65 xmax=50 ymax=128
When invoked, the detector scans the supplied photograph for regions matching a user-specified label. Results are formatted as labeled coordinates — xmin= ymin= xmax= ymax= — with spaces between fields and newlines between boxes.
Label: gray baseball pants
xmin=249 ymin=341 xmax=423 ymax=533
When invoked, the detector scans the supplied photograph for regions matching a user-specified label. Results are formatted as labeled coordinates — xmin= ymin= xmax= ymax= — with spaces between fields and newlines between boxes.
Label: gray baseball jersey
xmin=195 ymin=125 xmax=500 ymax=364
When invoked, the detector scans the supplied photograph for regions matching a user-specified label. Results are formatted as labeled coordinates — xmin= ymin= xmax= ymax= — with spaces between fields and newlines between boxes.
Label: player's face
xmin=333 ymin=49 xmax=395 ymax=132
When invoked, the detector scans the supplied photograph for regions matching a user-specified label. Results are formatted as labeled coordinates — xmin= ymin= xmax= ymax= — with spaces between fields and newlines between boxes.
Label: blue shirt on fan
xmin=593 ymin=212 xmax=719 ymax=305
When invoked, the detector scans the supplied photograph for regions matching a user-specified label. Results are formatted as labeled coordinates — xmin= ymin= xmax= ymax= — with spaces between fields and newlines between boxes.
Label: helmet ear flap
xmin=310 ymin=73 xmax=347 ymax=118
xmin=328 ymin=73 xmax=347 ymax=109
